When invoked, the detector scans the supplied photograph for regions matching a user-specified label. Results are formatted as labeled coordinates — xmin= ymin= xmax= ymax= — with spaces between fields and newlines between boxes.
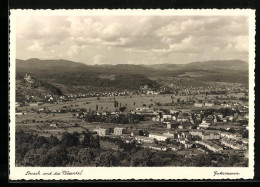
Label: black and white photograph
xmin=9 ymin=9 xmax=255 ymax=180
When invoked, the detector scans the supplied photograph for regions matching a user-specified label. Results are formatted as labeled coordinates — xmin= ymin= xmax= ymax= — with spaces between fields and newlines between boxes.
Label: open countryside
xmin=14 ymin=14 xmax=251 ymax=168
xmin=16 ymin=67 xmax=249 ymax=167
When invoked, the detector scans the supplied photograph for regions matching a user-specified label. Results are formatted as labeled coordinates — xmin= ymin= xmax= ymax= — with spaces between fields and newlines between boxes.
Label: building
xmin=162 ymin=114 xmax=172 ymax=119
xmin=189 ymin=130 xmax=203 ymax=137
xmin=177 ymin=116 xmax=190 ymax=123
xmin=168 ymin=123 xmax=179 ymax=129
xmin=135 ymin=107 xmax=153 ymax=112
xmin=190 ymin=130 xmax=220 ymax=140
xmin=15 ymin=112 xmax=24 ymax=116
xmin=167 ymin=145 xmax=178 ymax=151
xmin=169 ymin=109 xmax=179 ymax=114
xmin=216 ymin=114 xmax=223 ymax=120
xmin=163 ymin=122 xmax=171 ymax=129
xmin=50 ymin=123 xmax=57 ymax=127
xmin=234 ymin=132 xmax=243 ymax=139
xmin=184 ymin=141 xmax=193 ymax=149
xmin=201 ymin=132 xmax=220 ymax=140
xmin=164 ymin=122 xmax=179 ymax=129
xmin=196 ymin=140 xmax=223 ymax=152
xmin=29 ymin=103 xmax=39 ymax=107
xmin=135 ymin=136 xmax=154 ymax=143
xmin=163 ymin=131 xmax=176 ymax=139
xmin=194 ymin=103 xmax=203 ymax=107
xmin=136 ymin=110 xmax=158 ymax=116
xmin=226 ymin=115 xmax=234 ymax=121
xmin=220 ymin=132 xmax=236 ymax=139
xmin=204 ymin=103 xmax=214 ymax=107
xmin=221 ymin=138 xmax=247 ymax=150
xmin=179 ymin=138 xmax=193 ymax=149
xmin=152 ymin=116 xmax=164 ymax=122
xmin=147 ymin=145 xmax=167 ymax=151
xmin=244 ymin=150 xmax=249 ymax=158
xmin=242 ymin=138 xmax=249 ymax=144
xmin=179 ymin=132 xmax=192 ymax=139
xmin=94 ymin=128 xmax=108 ymax=136
xmin=149 ymin=133 xmax=171 ymax=141
xmin=199 ymin=121 xmax=210 ymax=128
xmin=24 ymin=74 xmax=34 ymax=83
xmin=114 ymin=127 xmax=126 ymax=135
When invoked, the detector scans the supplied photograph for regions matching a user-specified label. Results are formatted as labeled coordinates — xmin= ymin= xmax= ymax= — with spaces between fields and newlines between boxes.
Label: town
xmin=15 ymin=74 xmax=249 ymax=167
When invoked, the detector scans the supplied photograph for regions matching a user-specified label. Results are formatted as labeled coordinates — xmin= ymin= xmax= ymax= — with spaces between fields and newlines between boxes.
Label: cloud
xmin=93 ymin=55 xmax=105 ymax=64
xmin=27 ymin=40 xmax=43 ymax=52
xmin=16 ymin=15 xmax=249 ymax=64
xmin=16 ymin=16 xmax=69 ymax=51
xmin=68 ymin=45 xmax=80 ymax=57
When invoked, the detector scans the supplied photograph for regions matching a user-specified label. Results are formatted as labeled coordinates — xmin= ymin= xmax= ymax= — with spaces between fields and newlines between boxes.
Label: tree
xmin=228 ymin=128 xmax=235 ymax=134
xmin=96 ymin=152 xmax=118 ymax=167
xmin=33 ymin=136 xmax=49 ymax=149
xmin=165 ymin=138 xmax=171 ymax=144
xmin=242 ymin=130 xmax=248 ymax=138
xmin=119 ymin=107 xmax=126 ymax=112
xmin=82 ymin=133 xmax=91 ymax=147
xmin=191 ymin=154 xmax=211 ymax=166
xmin=60 ymin=132 xmax=80 ymax=147
xmin=82 ymin=133 xmax=100 ymax=149
xmin=138 ymin=130 xmax=144 ymax=136
xmin=153 ymin=138 xmax=159 ymax=144
xmin=49 ymin=135 xmax=60 ymax=147
xmin=114 ymin=101 xmax=118 ymax=108
xmin=89 ymin=136 xmax=100 ymax=149
xmin=39 ymin=146 xmax=68 ymax=166
xmin=171 ymin=96 xmax=174 ymax=103
xmin=73 ymin=148 xmax=94 ymax=166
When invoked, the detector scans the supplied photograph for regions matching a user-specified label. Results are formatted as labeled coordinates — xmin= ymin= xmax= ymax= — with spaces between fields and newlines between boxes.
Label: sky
xmin=16 ymin=15 xmax=249 ymax=65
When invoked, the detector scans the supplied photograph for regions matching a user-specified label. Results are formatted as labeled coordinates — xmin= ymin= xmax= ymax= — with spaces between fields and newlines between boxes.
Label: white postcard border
xmin=9 ymin=9 xmax=255 ymax=180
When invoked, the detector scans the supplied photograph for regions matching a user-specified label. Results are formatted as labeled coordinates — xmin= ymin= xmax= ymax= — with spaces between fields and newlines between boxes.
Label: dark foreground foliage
xmin=16 ymin=130 xmax=248 ymax=167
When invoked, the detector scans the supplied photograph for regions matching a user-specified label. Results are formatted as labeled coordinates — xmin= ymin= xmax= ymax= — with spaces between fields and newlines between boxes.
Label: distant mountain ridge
xmin=16 ymin=58 xmax=87 ymax=73
xmin=143 ymin=60 xmax=248 ymax=73
xmin=16 ymin=58 xmax=248 ymax=74
xmin=16 ymin=58 xmax=248 ymax=93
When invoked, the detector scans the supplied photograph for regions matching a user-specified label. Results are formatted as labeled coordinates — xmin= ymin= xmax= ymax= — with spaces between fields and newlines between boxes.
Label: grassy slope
xmin=16 ymin=59 xmax=249 ymax=96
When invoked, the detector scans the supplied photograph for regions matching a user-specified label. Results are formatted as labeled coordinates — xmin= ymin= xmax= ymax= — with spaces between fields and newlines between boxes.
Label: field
xmin=17 ymin=93 xmax=247 ymax=113
xmin=175 ymin=148 xmax=205 ymax=156
xmin=100 ymin=141 xmax=119 ymax=150
xmin=16 ymin=112 xmax=79 ymax=122
xmin=16 ymin=92 xmax=248 ymax=138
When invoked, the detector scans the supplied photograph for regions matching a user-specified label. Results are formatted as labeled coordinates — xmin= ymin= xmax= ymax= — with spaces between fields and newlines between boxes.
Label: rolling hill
xmin=144 ymin=60 xmax=248 ymax=73
xmin=16 ymin=58 xmax=249 ymax=95
xmin=16 ymin=58 xmax=248 ymax=76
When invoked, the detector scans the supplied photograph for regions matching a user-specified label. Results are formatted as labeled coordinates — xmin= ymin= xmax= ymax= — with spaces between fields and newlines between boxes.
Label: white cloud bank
xmin=16 ymin=15 xmax=249 ymax=64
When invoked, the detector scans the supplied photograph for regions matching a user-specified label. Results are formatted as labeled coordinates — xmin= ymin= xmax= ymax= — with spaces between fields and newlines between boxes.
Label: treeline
xmin=16 ymin=130 xmax=248 ymax=167
xmin=16 ymin=75 xmax=63 ymax=103
xmin=84 ymin=114 xmax=145 ymax=124
xmin=201 ymin=108 xmax=244 ymax=118
xmin=195 ymin=74 xmax=248 ymax=85
xmin=52 ymin=73 xmax=159 ymax=90
xmin=15 ymin=130 xmax=101 ymax=166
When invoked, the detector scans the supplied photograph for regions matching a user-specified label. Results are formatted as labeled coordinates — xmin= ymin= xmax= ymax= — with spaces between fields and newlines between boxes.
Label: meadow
xmin=16 ymin=92 xmax=247 ymax=138
xmin=17 ymin=93 xmax=247 ymax=114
